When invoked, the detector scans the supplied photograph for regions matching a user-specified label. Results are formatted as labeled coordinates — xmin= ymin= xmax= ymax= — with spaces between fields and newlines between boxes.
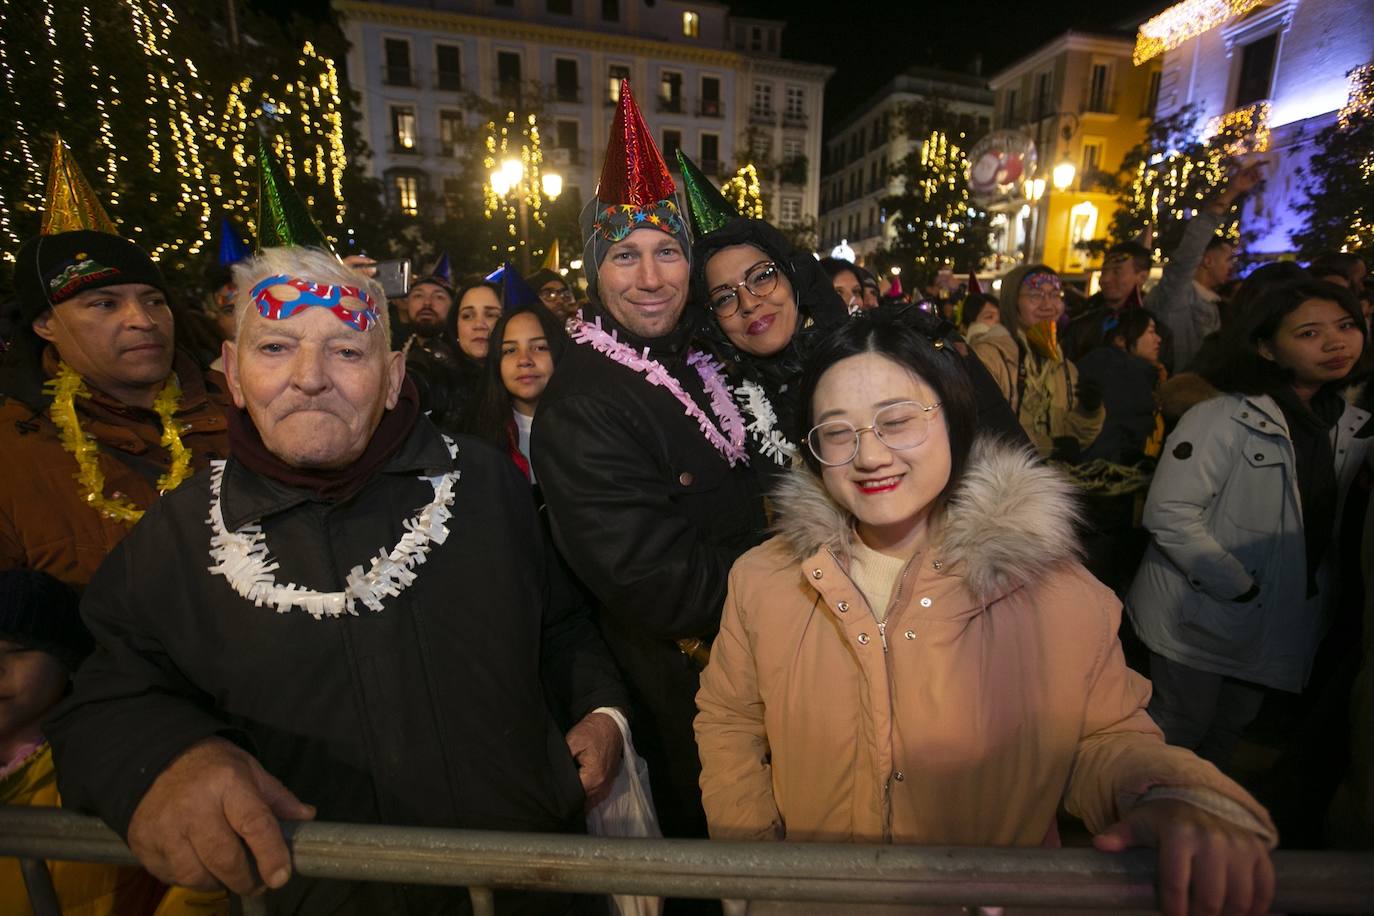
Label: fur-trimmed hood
xmin=769 ymin=436 xmax=1082 ymax=602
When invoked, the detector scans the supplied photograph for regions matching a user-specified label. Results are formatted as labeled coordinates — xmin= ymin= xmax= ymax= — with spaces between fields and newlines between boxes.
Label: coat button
xmin=837 ymin=601 xmax=850 ymax=613
xmin=812 ymin=569 xmax=823 ymax=580
xmin=1241 ymin=411 xmax=1249 ymax=418
xmin=678 ymin=471 xmax=694 ymax=486
xmin=904 ymin=629 xmax=916 ymax=640
xmin=931 ymin=560 xmax=942 ymax=570
xmin=1254 ymin=453 xmax=1264 ymax=461
xmin=919 ymin=597 xmax=932 ymax=607
xmin=1258 ymin=421 xmax=1266 ymax=427
xmin=857 ymin=633 xmax=870 ymax=645
xmin=893 ymin=771 xmax=905 ymax=781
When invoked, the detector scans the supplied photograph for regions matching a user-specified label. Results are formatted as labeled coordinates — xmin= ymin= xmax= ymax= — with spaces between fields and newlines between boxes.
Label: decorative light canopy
xmin=1133 ymin=0 xmax=1266 ymax=65
xmin=721 ymin=163 xmax=765 ymax=220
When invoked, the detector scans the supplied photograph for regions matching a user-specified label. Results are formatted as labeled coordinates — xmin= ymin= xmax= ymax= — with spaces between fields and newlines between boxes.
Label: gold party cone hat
xmin=42 ymin=134 xmax=118 ymax=236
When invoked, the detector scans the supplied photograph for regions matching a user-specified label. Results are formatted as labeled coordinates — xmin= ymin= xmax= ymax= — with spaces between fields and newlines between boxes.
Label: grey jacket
xmin=1145 ymin=209 xmax=1225 ymax=371
xmin=1126 ymin=393 xmax=1370 ymax=692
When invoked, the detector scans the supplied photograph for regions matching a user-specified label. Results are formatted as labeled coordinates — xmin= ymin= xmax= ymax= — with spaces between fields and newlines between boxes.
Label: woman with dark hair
xmin=471 ymin=302 xmax=570 ymax=482
xmin=818 ymin=257 xmax=866 ymax=313
xmin=696 ymin=311 xmax=1276 ymax=916
xmin=1077 ymin=308 xmax=1165 ymax=465
xmin=971 ymin=264 xmax=1104 ymax=460
xmin=959 ymin=292 xmax=1001 ymax=345
xmin=1128 ymin=279 xmax=1370 ymax=767
xmin=406 ymin=276 xmax=500 ymax=435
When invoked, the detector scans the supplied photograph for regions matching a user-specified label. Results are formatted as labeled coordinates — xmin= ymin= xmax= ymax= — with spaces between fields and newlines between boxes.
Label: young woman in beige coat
xmin=695 ymin=313 xmax=1277 ymax=916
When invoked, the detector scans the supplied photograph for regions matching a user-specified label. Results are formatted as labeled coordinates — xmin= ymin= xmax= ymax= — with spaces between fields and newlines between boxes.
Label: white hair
xmin=230 ymin=247 xmax=391 ymax=341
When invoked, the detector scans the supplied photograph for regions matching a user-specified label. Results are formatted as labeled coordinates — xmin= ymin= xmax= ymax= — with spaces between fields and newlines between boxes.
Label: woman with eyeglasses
xmin=528 ymin=268 xmax=580 ymax=321
xmin=695 ymin=218 xmax=1026 ymax=485
xmin=972 ymin=263 xmax=1105 ymax=460
xmin=695 ymin=312 xmax=1277 ymax=916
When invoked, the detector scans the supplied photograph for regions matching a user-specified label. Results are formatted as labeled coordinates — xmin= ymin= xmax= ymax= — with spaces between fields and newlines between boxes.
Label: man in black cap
xmin=0 ymin=230 xmax=231 ymax=587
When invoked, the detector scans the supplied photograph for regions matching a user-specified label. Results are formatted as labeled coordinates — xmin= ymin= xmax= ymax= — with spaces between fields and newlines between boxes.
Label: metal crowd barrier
xmin=4 ymin=808 xmax=1374 ymax=915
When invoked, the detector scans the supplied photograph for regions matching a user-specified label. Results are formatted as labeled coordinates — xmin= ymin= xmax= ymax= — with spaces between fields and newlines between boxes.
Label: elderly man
xmin=46 ymin=246 xmax=628 ymax=914
xmin=0 ymin=229 xmax=231 ymax=586
xmin=532 ymin=83 xmax=766 ymax=843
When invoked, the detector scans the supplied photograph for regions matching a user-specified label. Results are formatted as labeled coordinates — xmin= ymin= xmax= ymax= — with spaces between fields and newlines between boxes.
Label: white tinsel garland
xmin=734 ymin=379 xmax=799 ymax=468
xmin=206 ymin=439 xmax=460 ymax=619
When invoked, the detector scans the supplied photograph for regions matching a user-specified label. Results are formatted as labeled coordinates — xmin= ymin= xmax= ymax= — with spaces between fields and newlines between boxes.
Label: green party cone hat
xmin=42 ymin=134 xmax=118 ymax=236
xmin=256 ymin=133 xmax=334 ymax=253
xmin=675 ymin=149 xmax=736 ymax=238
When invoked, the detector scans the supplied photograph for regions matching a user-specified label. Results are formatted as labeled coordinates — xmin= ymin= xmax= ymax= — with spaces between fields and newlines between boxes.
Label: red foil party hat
xmin=597 ymin=80 xmax=676 ymax=206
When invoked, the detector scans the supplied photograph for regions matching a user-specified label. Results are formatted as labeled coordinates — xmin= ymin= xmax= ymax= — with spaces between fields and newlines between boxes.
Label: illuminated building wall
xmin=1149 ymin=0 xmax=1374 ymax=255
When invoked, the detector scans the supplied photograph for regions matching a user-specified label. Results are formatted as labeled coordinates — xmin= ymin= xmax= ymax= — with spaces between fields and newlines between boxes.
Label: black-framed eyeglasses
xmin=708 ymin=260 xmax=780 ymax=319
xmin=806 ymin=400 xmax=942 ymax=467
xmin=539 ymin=286 xmax=574 ymax=303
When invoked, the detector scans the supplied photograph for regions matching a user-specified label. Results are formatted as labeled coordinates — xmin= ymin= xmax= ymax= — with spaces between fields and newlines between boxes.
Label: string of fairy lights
xmin=908 ymin=130 xmax=977 ymax=267
xmin=1133 ymin=0 xmax=1266 ymax=65
xmin=722 ymin=164 xmax=765 ymax=219
xmin=0 ymin=0 xmax=347 ymax=262
xmin=482 ymin=111 xmax=549 ymax=234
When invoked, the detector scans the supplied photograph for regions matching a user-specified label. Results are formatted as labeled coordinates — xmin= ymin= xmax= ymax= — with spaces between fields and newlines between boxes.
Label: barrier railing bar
xmin=4 ymin=808 xmax=1374 ymax=912
xmin=19 ymin=857 xmax=61 ymax=916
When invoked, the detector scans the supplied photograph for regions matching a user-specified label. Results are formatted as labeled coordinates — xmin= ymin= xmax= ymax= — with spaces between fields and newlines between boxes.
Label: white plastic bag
xmin=585 ymin=709 xmax=663 ymax=916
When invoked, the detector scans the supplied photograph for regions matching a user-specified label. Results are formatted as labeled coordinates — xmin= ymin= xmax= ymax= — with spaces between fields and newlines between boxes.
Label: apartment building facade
xmin=335 ymin=0 xmax=830 ymax=232
xmin=818 ymin=67 xmax=994 ymax=262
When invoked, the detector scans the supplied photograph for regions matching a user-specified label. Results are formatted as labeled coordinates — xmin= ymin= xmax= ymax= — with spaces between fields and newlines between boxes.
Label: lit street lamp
xmin=486 ymin=156 xmax=562 ymax=272
xmin=1052 ymin=160 xmax=1077 ymax=192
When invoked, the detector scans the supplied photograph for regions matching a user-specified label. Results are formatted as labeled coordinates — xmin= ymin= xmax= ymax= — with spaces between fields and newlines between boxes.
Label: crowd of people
xmin=2 ymin=78 xmax=1372 ymax=916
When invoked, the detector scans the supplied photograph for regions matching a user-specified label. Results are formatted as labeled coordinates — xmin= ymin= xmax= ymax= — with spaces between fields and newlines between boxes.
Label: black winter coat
xmin=47 ymin=421 xmax=627 ymax=916
xmin=531 ymin=303 xmax=767 ymax=839
xmin=1076 ymin=346 xmax=1160 ymax=464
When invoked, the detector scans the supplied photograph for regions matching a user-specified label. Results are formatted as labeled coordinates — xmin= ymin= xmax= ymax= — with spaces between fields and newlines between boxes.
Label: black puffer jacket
xmin=404 ymin=333 xmax=484 ymax=437
xmin=531 ymin=300 xmax=767 ymax=839
xmin=47 ymin=422 xmax=626 ymax=915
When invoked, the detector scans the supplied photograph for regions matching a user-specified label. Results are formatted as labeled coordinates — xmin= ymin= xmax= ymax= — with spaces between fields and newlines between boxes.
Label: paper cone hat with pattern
xmin=256 ymin=133 xmax=334 ymax=253
xmin=676 ymin=149 xmax=737 ymax=238
xmin=540 ymin=239 xmax=560 ymax=271
xmin=41 ymin=134 xmax=118 ymax=236
xmin=597 ymin=80 xmax=676 ymax=207
xmin=219 ymin=217 xmax=252 ymax=267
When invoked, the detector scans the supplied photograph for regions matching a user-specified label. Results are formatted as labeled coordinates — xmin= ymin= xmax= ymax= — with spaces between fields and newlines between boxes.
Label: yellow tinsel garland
xmin=44 ymin=361 xmax=193 ymax=524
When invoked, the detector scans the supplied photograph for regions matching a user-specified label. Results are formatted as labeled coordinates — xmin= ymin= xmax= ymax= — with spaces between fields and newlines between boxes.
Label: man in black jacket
xmin=46 ymin=246 xmax=628 ymax=915
xmin=532 ymin=82 xmax=766 ymax=841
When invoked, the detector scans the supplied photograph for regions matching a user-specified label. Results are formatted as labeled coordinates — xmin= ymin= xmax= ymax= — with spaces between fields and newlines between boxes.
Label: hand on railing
xmin=1093 ymin=798 xmax=1274 ymax=916
xmin=126 ymin=737 xmax=316 ymax=896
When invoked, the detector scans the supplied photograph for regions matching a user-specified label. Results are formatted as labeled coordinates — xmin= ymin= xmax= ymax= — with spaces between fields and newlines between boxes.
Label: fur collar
xmin=769 ymin=437 xmax=1082 ymax=602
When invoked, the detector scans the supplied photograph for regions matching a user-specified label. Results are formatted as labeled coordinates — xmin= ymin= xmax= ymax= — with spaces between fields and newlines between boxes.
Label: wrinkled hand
xmin=565 ymin=711 xmax=624 ymax=809
xmin=127 ymin=737 xmax=316 ymax=896
xmin=1093 ymin=798 xmax=1273 ymax=916
xmin=343 ymin=254 xmax=377 ymax=278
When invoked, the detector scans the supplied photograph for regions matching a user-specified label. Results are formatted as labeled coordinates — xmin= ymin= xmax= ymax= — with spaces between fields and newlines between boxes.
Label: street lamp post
xmin=1023 ymin=178 xmax=1046 ymax=262
xmin=1052 ymin=160 xmax=1077 ymax=273
xmin=488 ymin=158 xmax=562 ymax=272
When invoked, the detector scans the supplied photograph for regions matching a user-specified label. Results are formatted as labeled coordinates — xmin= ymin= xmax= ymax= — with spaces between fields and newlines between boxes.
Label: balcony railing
xmin=783 ymin=110 xmax=808 ymax=128
xmin=555 ymin=87 xmax=582 ymax=103
xmin=1081 ymin=89 xmax=1118 ymax=115
xmin=434 ymin=70 xmax=462 ymax=92
xmin=4 ymin=809 xmax=1372 ymax=916
xmin=699 ymin=158 xmax=720 ymax=176
xmin=697 ymin=98 xmax=722 ymax=118
xmin=390 ymin=137 xmax=422 ymax=156
xmin=381 ymin=65 xmax=416 ymax=87
xmin=657 ymin=96 xmax=684 ymax=114
xmin=749 ymin=106 xmax=776 ymax=126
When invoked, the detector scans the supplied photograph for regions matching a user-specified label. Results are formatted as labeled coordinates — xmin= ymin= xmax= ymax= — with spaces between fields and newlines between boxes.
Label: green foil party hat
xmin=675 ymin=149 xmax=738 ymax=238
xmin=256 ymin=133 xmax=334 ymax=253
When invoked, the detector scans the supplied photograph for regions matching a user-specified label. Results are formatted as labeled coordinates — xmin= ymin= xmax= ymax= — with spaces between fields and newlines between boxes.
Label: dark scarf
xmin=1271 ymin=385 xmax=1343 ymax=597
xmin=228 ymin=377 xmax=421 ymax=501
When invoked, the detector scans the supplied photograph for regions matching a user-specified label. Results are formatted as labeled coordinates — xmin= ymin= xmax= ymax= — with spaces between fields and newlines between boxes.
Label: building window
xmin=659 ymin=71 xmax=683 ymax=113
xmin=780 ymin=197 xmax=801 ymax=227
xmin=390 ymin=106 xmax=417 ymax=153
xmin=435 ymin=44 xmax=461 ymax=91
xmin=1086 ymin=63 xmax=1111 ymax=113
xmin=784 ymin=86 xmax=806 ymax=124
xmin=750 ymin=26 xmax=763 ymax=51
xmin=497 ymin=51 xmax=521 ymax=97
xmin=439 ymin=110 xmax=463 ymax=157
xmin=394 ymin=174 xmax=420 ymax=216
xmin=1234 ymin=33 xmax=1277 ymax=107
xmin=682 ymin=11 xmax=699 ymax=38
xmin=383 ymin=38 xmax=413 ymax=87
xmin=1143 ymin=69 xmax=1161 ymax=117
xmin=602 ymin=0 xmax=619 ymax=21
xmin=700 ymin=132 xmax=720 ymax=172
xmin=1034 ymin=70 xmax=1053 ymax=120
xmin=555 ymin=58 xmax=579 ymax=102
xmin=1080 ymin=138 xmax=1104 ymax=178
xmin=662 ymin=129 xmax=682 ymax=163
xmin=442 ymin=177 xmax=462 ymax=219
xmin=1004 ymin=88 xmax=1018 ymax=122
xmin=752 ymin=82 xmax=773 ymax=116
xmin=700 ymin=75 xmax=721 ymax=117
xmin=783 ymin=137 xmax=802 ymax=160
xmin=608 ymin=64 xmax=630 ymax=104
xmin=547 ymin=0 xmax=572 ymax=14
xmin=556 ymin=120 xmax=579 ymax=157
